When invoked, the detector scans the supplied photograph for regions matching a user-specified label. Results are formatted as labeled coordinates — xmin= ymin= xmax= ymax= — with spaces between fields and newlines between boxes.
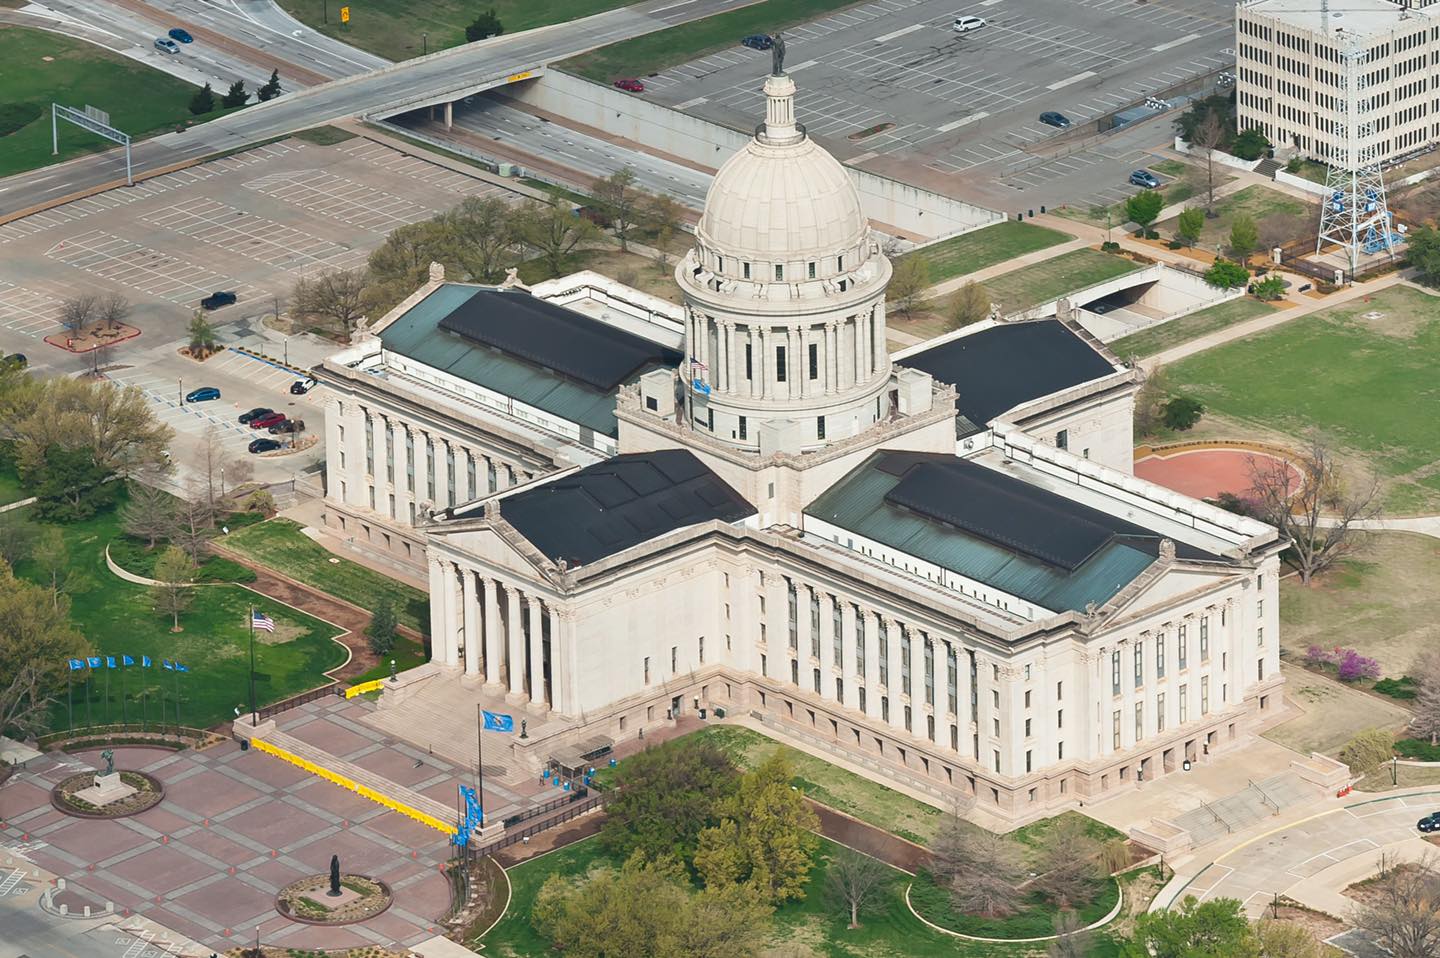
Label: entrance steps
xmin=1170 ymin=771 xmax=1313 ymax=848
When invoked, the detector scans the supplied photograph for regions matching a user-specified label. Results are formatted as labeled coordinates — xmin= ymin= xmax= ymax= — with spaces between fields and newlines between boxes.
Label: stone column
xmin=528 ymin=594 xmax=546 ymax=707
xmin=444 ymin=562 xmax=460 ymax=668
xmin=856 ymin=314 xmax=870 ymax=383
xmin=483 ymin=578 xmax=503 ymax=687
xmin=797 ymin=583 xmax=814 ymax=668
xmin=434 ymin=439 xmax=451 ymax=510
xmin=461 ymin=568 xmax=480 ymax=676
xmin=725 ymin=321 xmax=738 ymax=396
xmin=394 ymin=423 xmax=411 ymax=505
xmin=954 ymin=640 xmax=972 ymax=759
xmin=548 ymin=606 xmax=563 ymax=711
xmin=861 ymin=609 xmax=881 ymax=719
xmin=505 ymin=585 xmax=525 ymax=696
xmin=873 ymin=305 xmax=887 ymax=370
xmin=413 ymin=430 xmax=430 ymax=508
xmin=885 ymin=617 xmax=905 ymax=733
xmin=839 ymin=601 xmax=856 ymax=709
xmin=427 ymin=558 xmax=447 ymax=665
xmin=749 ymin=326 xmax=762 ymax=399
xmin=824 ymin=323 xmax=837 ymax=395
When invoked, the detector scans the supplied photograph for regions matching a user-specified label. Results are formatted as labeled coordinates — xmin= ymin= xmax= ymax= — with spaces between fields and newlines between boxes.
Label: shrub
xmin=1373 ymin=676 xmax=1418 ymax=701
xmin=1162 ymin=396 xmax=1205 ymax=431
xmin=1304 ymin=645 xmax=1337 ymax=669
xmin=1232 ymin=127 xmax=1270 ymax=161
xmin=1166 ymin=240 xmax=1183 ymax=250
xmin=1100 ymin=241 xmax=1121 ymax=252
xmin=1285 ymin=157 xmax=1302 ymax=174
xmin=1251 ymin=276 xmax=1286 ymax=301
xmin=1145 ymin=229 xmax=1160 ymax=240
xmin=1395 ymin=737 xmax=1440 ymax=761
xmin=1204 ymin=259 xmax=1250 ymax=289
xmin=1338 ymin=728 xmax=1395 ymax=775
xmin=1338 ymin=649 xmax=1381 ymax=682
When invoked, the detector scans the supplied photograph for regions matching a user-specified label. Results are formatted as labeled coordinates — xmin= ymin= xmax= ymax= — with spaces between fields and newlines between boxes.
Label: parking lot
xmin=0 ymin=131 xmax=524 ymax=489
xmin=644 ymin=0 xmax=1233 ymax=209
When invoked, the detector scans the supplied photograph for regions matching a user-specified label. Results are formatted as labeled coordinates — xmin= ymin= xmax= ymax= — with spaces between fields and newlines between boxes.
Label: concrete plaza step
xmin=258 ymin=729 xmax=457 ymax=828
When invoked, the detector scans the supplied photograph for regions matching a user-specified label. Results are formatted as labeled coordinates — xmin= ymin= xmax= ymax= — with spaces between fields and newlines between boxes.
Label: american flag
xmin=251 ymin=609 xmax=276 ymax=633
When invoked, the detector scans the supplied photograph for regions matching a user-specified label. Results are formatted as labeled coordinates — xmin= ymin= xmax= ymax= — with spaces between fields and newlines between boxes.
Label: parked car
xmin=269 ymin=419 xmax=304 ymax=435
xmin=154 ymin=37 xmax=180 ymax=54
xmin=200 ymin=290 xmax=236 ymax=310
xmin=238 ymin=407 xmax=273 ymax=424
xmin=1129 ymin=169 xmax=1161 ymax=189
xmin=952 ymin=15 xmax=986 ymax=32
xmin=3 ymin=353 xmax=26 ymax=369
xmin=168 ymin=27 xmax=194 ymax=43
xmin=1038 ymin=111 xmax=1071 ymax=128
xmin=613 ymin=78 xmax=644 ymax=93
xmin=289 ymin=379 xmax=315 ymax=395
xmin=185 ymin=386 xmax=220 ymax=403
xmin=1418 ymin=812 xmax=1440 ymax=834
xmin=250 ymin=412 xmax=287 ymax=430
xmin=248 ymin=438 xmax=283 ymax=454
xmin=741 ymin=34 xmax=773 ymax=50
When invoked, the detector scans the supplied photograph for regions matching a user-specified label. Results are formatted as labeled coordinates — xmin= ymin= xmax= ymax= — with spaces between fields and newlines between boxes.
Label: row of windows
xmin=707 ymin=252 xmax=847 ymax=282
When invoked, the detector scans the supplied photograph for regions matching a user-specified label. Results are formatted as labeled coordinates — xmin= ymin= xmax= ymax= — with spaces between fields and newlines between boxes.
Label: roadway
xmin=0 ymin=0 xmax=747 ymax=219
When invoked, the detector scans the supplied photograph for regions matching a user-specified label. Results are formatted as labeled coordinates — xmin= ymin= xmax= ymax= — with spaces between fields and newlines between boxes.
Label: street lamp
xmin=178 ymin=377 xmax=183 ymax=405
xmin=422 ymin=32 xmax=428 ymax=55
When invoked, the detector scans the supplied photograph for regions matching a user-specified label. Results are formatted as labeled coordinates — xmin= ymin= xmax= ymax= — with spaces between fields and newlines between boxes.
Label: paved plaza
xmin=0 ymin=697 xmax=566 ymax=950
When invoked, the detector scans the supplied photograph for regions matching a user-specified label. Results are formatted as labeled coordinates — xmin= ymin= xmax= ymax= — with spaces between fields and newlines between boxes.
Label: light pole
xmin=284 ymin=337 xmax=289 ymax=367
xmin=178 ymin=377 xmax=183 ymax=405
xmin=422 ymin=32 xmax=428 ymax=55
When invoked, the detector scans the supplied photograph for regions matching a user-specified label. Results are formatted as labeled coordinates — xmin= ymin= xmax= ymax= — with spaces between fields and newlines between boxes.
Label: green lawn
xmin=562 ymin=0 xmax=862 ymax=82
xmin=220 ymin=518 xmax=429 ymax=634
xmin=898 ymin=221 xmax=1074 ymax=285
xmin=1109 ymin=296 xmax=1276 ymax=359
xmin=0 ymin=27 xmax=208 ymax=178
xmin=1156 ymin=184 xmax=1311 ymax=249
xmin=276 ymin=0 xmax=641 ymax=61
xmin=19 ymin=502 xmax=346 ymax=732
xmin=1165 ymin=284 xmax=1440 ymax=511
xmin=0 ymin=457 xmax=26 ymax=506
xmin=981 ymin=248 xmax=1141 ymax=315
xmin=909 ymin=870 xmax=1119 ymax=939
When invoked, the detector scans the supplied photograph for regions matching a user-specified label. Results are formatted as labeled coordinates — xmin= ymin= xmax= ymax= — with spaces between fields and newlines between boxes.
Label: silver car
xmin=154 ymin=37 xmax=180 ymax=54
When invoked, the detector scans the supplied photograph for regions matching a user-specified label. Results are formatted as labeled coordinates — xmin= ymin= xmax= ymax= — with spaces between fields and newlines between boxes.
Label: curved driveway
xmin=1159 ymin=790 xmax=1440 ymax=918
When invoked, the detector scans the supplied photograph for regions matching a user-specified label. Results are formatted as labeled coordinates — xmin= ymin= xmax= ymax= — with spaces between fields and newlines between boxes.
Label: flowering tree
xmin=1338 ymin=650 xmax=1381 ymax=683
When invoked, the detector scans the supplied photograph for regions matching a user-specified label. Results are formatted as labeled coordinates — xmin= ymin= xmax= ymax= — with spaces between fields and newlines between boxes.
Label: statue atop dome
xmin=770 ymin=33 xmax=786 ymax=76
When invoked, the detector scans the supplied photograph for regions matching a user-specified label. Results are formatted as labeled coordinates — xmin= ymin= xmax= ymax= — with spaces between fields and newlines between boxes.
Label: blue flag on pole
xmin=67 ymin=659 xmax=84 ymax=671
xmin=175 ymin=662 xmax=189 ymax=673
xmin=162 ymin=659 xmax=174 ymax=671
xmin=105 ymin=656 xmax=117 ymax=669
xmin=141 ymin=656 xmax=153 ymax=668
xmin=481 ymin=711 xmax=514 ymax=732
xmin=122 ymin=655 xmax=134 ymax=667
xmin=87 ymin=657 xmax=101 ymax=669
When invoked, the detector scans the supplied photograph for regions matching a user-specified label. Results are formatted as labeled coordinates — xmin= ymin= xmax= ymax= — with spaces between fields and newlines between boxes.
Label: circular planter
xmin=275 ymin=874 xmax=393 ymax=925
xmin=50 ymin=770 xmax=164 ymax=819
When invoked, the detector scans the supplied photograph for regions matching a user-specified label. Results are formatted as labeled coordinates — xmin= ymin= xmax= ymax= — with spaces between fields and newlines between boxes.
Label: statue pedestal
xmin=315 ymin=886 xmax=362 ymax=910
xmin=74 ymin=772 xmax=136 ymax=807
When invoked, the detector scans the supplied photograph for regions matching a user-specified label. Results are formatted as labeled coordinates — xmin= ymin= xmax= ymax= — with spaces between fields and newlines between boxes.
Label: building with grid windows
xmin=320 ymin=71 xmax=1287 ymax=825
xmin=1235 ymin=0 xmax=1440 ymax=166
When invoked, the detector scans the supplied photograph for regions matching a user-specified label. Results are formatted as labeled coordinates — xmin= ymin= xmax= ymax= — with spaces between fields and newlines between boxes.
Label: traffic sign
xmin=339 ymin=5 xmax=350 ymax=22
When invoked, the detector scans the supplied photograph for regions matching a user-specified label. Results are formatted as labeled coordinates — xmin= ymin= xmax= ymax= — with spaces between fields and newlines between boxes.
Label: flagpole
xmin=85 ymin=668 xmax=92 ymax=728
xmin=67 ymin=670 xmax=73 ymax=732
xmin=121 ymin=663 xmax=128 ymax=728
xmin=104 ymin=666 xmax=110 ymax=725
xmin=475 ymin=704 xmax=485 ymax=823
xmin=174 ymin=666 xmax=180 ymax=734
xmin=249 ymin=607 xmax=258 ymax=726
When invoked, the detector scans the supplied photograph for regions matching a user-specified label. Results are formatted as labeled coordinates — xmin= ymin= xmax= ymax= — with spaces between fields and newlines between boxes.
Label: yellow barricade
xmin=250 ymin=738 xmax=450 ymax=833
xmin=344 ymin=679 xmax=386 ymax=699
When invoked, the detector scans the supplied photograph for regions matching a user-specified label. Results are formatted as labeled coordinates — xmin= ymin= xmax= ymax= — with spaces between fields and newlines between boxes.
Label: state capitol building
xmin=314 ymin=66 xmax=1286 ymax=826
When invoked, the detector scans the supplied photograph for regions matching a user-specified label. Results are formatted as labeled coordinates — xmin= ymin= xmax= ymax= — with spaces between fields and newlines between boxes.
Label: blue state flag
xmin=481 ymin=710 xmax=514 ymax=733
xmin=162 ymin=659 xmax=174 ymax=671
xmin=67 ymin=659 xmax=84 ymax=671
xmin=175 ymin=662 xmax=190 ymax=673
xmin=141 ymin=656 xmax=153 ymax=668
xmin=87 ymin=657 xmax=102 ymax=669
xmin=105 ymin=656 xmax=117 ymax=669
xmin=122 ymin=655 xmax=135 ymax=667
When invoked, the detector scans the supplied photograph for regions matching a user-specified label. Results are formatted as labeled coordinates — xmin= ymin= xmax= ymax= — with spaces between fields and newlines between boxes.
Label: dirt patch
xmin=44 ymin=322 xmax=141 ymax=353
xmin=1352 ymin=306 xmax=1428 ymax=341
xmin=493 ymin=811 xmax=604 ymax=867
xmin=1265 ymin=900 xmax=1348 ymax=941
xmin=1343 ymin=861 xmax=1437 ymax=907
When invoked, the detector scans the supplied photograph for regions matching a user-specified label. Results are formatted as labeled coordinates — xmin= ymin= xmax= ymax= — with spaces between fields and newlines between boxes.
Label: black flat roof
xmin=898 ymin=320 xmax=1117 ymax=431
xmin=499 ymin=450 xmax=755 ymax=567
xmin=437 ymin=288 xmax=682 ymax=391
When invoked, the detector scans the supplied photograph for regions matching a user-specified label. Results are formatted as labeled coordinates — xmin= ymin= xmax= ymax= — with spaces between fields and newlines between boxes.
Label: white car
xmin=154 ymin=37 xmax=180 ymax=54
xmin=953 ymin=15 xmax=986 ymax=32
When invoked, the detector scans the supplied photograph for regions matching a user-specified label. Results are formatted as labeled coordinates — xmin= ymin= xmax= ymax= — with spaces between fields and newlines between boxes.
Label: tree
xmin=256 ymin=69 xmax=282 ymax=102
xmin=189 ymin=82 xmax=216 ymax=115
xmin=122 ymin=482 xmax=176 ymax=548
xmin=197 ymin=426 xmax=228 ymax=517
xmin=60 ymin=293 xmax=98 ymax=338
xmin=188 ymin=311 xmax=217 ymax=357
xmin=367 ymin=597 xmax=397 ymax=656
xmin=930 ymin=814 xmax=1024 ymax=917
xmin=826 ymin=847 xmax=889 ymax=929
xmin=1192 ymin=110 xmax=1226 ymax=214
xmin=1229 ymin=214 xmax=1259 ymax=262
xmin=888 ymin=256 xmax=930 ymax=317
xmin=1232 ymin=127 xmax=1270 ymax=161
xmin=1132 ymin=361 xmax=1169 ymax=439
xmin=1351 ymin=853 xmax=1440 ymax=958
xmin=4 ymin=376 xmax=173 ymax=481
xmin=1406 ymin=224 xmax=1440 ymax=288
xmin=1247 ymin=431 xmax=1380 ymax=584
xmin=1033 ymin=815 xmax=1106 ymax=909
xmin=30 ymin=445 xmax=117 ymax=522
xmin=166 ymin=492 xmax=215 ymax=563
xmin=947 ymin=281 xmax=990 ymax=330
xmin=151 ymin=545 xmax=196 ymax=631
xmin=0 ymin=511 xmax=37 ymax=567
xmin=511 ymin=199 xmax=599 ymax=277
xmin=292 ymin=268 xmax=369 ymax=337
xmin=33 ymin=526 xmax=74 ymax=610
xmin=1204 ymin=258 xmax=1250 ymax=289
xmin=1118 ymin=896 xmax=1260 ymax=958
xmin=0 ymin=561 xmax=89 ymax=738
xmin=1176 ymin=207 xmax=1205 ymax=247
xmin=1124 ymin=190 xmax=1164 ymax=232
xmin=1251 ymin=275 xmax=1286 ymax=301
xmin=1174 ymin=94 xmax=1236 ymax=147
xmin=1338 ymin=728 xmax=1394 ymax=776
xmin=593 ymin=167 xmax=642 ymax=251
xmin=364 ymin=218 xmax=454 ymax=316
xmin=221 ymin=80 xmax=249 ymax=109
xmin=1162 ymin=395 xmax=1205 ymax=431
xmin=1048 ymin=909 xmax=1090 ymax=958
xmin=465 ymin=9 xmax=504 ymax=42
xmin=1408 ymin=650 xmax=1440 ymax=747
xmin=1255 ymin=919 xmax=1329 ymax=958
xmin=443 ymin=196 xmax=516 ymax=283
xmin=694 ymin=753 xmax=819 ymax=904
xmin=96 ymin=292 xmax=129 ymax=331
xmin=600 ymin=736 xmax=738 ymax=866
xmin=644 ymin=192 xmax=685 ymax=241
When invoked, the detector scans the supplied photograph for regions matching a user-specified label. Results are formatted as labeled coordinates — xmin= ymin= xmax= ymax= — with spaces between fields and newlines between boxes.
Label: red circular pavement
xmin=1134 ymin=448 xmax=1298 ymax=501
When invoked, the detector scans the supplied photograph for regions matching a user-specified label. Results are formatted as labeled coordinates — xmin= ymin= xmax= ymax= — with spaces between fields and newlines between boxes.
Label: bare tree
xmin=930 ymin=816 xmax=1024 ymax=917
xmin=1132 ymin=361 xmax=1170 ymax=440
xmin=221 ymin=453 xmax=253 ymax=500
xmin=1351 ymin=853 xmax=1440 ymax=958
xmin=197 ymin=426 xmax=226 ymax=516
xmin=1048 ymin=909 xmax=1089 ymax=958
xmin=122 ymin=483 xmax=176 ymax=548
xmin=1033 ymin=815 xmax=1106 ymax=909
xmin=96 ymin=292 xmax=130 ymax=331
xmin=1192 ymin=110 xmax=1225 ymax=216
xmin=1408 ymin=650 xmax=1440 ymax=747
xmin=947 ymin=281 xmax=991 ymax=331
xmin=292 ymin=268 xmax=369 ymax=336
xmin=1247 ymin=432 xmax=1380 ymax=584
xmin=151 ymin=545 xmax=196 ymax=632
xmin=1255 ymin=919 xmax=1329 ymax=958
xmin=0 ymin=511 xmax=37 ymax=566
xmin=33 ymin=527 xmax=71 ymax=609
xmin=167 ymin=492 xmax=216 ymax=562
xmin=592 ymin=167 xmax=642 ymax=252
xmin=825 ymin=847 xmax=890 ymax=929
xmin=60 ymin=293 xmax=99 ymax=338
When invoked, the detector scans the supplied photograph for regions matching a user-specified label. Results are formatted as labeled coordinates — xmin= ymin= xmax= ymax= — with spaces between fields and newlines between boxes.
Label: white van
xmin=953 ymin=15 xmax=986 ymax=32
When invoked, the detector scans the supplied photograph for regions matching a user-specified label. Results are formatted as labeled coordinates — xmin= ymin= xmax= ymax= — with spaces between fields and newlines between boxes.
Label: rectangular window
xmin=775 ymin=264 xmax=784 ymax=281
xmin=706 ymin=407 xmax=714 ymax=431
xmin=808 ymin=261 xmax=817 ymax=279
xmin=855 ymin=608 xmax=866 ymax=678
xmin=1156 ymin=693 xmax=1166 ymax=732
xmin=1201 ymin=676 xmax=1210 ymax=715
xmin=808 ymin=343 xmax=819 ymax=379
xmin=817 ymin=416 xmax=826 ymax=440
xmin=745 ymin=344 xmax=753 ymax=381
xmin=947 ymin=645 xmax=958 ymax=715
xmin=644 ymin=656 xmax=651 ymax=684
xmin=364 ymin=415 xmax=374 ymax=475
xmin=924 ymin=638 xmax=935 ymax=707
xmin=1179 ymin=625 xmax=1188 ymax=670
xmin=904 ymin=705 xmax=912 ymax=731
xmin=466 ymin=454 xmax=476 ymax=500
xmin=1257 ymin=627 xmax=1264 ymax=647
xmin=1111 ymin=651 xmax=1121 ymax=696
xmin=699 ymin=636 xmax=705 ymax=664
xmin=814 ymin=669 xmax=822 ymax=694
xmin=1134 ymin=643 xmax=1144 ymax=688
xmin=791 ymin=659 xmax=799 ymax=685
xmin=426 ymin=439 xmax=435 ymax=501
xmin=446 ymin=446 xmax=455 ymax=502
xmin=810 ymin=592 xmax=821 ymax=658
xmin=1135 ymin=702 xmax=1144 ymax=742
xmin=1056 ymin=428 xmax=1068 ymax=450
xmin=1258 ymin=659 xmax=1265 ymax=681
xmin=738 ymin=415 xmax=747 ymax=440
xmin=1156 ymin=634 xmax=1166 ymax=679
xmin=743 ymin=262 xmax=751 ymax=279
xmin=1024 ymin=690 xmax=1031 ymax=708
xmin=787 ymin=581 xmax=798 ymax=650
xmin=1026 ymin=750 xmax=1033 ymax=773
xmin=1112 ymin=710 xmax=1122 ymax=749
xmin=776 ymin=346 xmax=787 ymax=382
xmin=1200 ymin=616 xmax=1210 ymax=661
xmin=1024 ymin=718 xmax=1032 ymax=738
xmin=900 ymin=631 xmax=912 ymax=696
xmin=1180 ymin=684 xmax=1188 ymax=723
xmin=833 ymin=602 xmax=843 ymax=668
xmin=1058 ymin=742 xmax=1064 ymax=760
xmin=878 ymin=619 xmax=889 ymax=686
xmin=858 ymin=686 xmax=866 ymax=713
xmin=671 ymin=646 xmax=677 ymax=673
xmin=1057 ymin=708 xmax=1063 ymax=729
xmin=882 ymin=696 xmax=889 ymax=722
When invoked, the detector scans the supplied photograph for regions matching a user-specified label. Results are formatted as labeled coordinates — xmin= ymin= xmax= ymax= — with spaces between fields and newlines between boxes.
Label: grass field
xmin=562 ymin=0 xmax=860 ymax=82
xmin=981 ymin=248 xmax=1140 ymax=315
xmin=481 ymin=833 xmax=1147 ymax=957
xmin=21 ymin=503 xmax=346 ymax=732
xmin=0 ymin=458 xmax=26 ymax=506
xmin=221 ymin=518 xmax=429 ymax=634
xmin=275 ymin=0 xmax=636 ymax=61
xmin=1109 ymin=296 xmax=1276 ymax=359
xmin=0 ymin=28 xmax=205 ymax=178
xmin=1155 ymin=184 xmax=1311 ymax=249
xmin=897 ymin=221 xmax=1074 ymax=285
xmin=1164 ymin=284 xmax=1440 ymax=512
xmin=1354 ymin=765 xmax=1440 ymax=792
xmin=1263 ymin=664 xmax=1410 ymax=757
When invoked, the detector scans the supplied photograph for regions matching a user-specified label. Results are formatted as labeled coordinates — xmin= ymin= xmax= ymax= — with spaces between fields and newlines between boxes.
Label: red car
xmin=250 ymin=412 xmax=287 ymax=430
xmin=613 ymin=78 xmax=644 ymax=93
